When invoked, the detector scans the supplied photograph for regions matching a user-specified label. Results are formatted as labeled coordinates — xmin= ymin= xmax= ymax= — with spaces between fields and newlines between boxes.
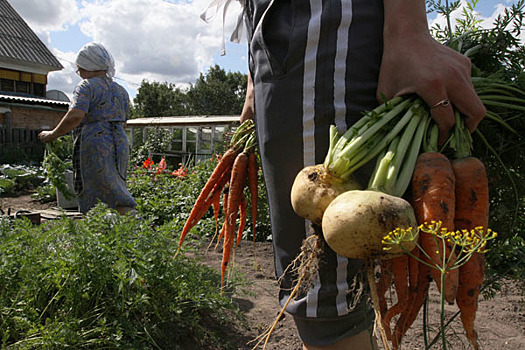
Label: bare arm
xmin=378 ymin=0 xmax=486 ymax=144
xmin=240 ymin=73 xmax=254 ymax=123
xmin=38 ymin=108 xmax=86 ymax=143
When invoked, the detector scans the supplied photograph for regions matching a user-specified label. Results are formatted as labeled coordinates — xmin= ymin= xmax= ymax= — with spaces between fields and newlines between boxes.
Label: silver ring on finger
xmin=431 ymin=99 xmax=450 ymax=109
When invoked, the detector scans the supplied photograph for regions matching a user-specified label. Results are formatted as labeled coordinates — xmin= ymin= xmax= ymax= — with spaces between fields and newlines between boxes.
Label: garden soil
xmin=2 ymin=194 xmax=524 ymax=350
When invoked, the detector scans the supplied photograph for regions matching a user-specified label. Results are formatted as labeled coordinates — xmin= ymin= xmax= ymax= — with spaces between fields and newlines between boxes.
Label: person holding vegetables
xmin=38 ymin=42 xmax=137 ymax=215
xmin=238 ymin=0 xmax=486 ymax=349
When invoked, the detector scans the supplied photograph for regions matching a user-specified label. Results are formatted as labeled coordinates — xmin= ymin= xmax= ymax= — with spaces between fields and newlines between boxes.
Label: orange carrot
xmin=383 ymin=255 xmax=410 ymax=339
xmin=392 ymin=263 xmax=432 ymax=349
xmin=236 ymin=192 xmax=248 ymax=247
xmin=408 ymin=245 xmax=420 ymax=291
xmin=212 ymin=191 xmax=221 ymax=225
xmin=247 ymin=152 xmax=258 ymax=244
xmin=214 ymin=185 xmax=230 ymax=250
xmin=411 ymin=152 xmax=459 ymax=304
xmin=206 ymin=189 xmax=223 ymax=251
xmin=221 ymin=152 xmax=249 ymax=285
xmin=453 ymin=156 xmax=489 ymax=350
xmin=175 ymin=148 xmax=238 ymax=257
xmin=202 ymin=167 xmax=232 ymax=212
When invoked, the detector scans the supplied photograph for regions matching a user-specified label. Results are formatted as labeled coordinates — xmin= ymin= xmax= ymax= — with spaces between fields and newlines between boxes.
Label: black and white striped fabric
xmin=245 ymin=0 xmax=384 ymax=342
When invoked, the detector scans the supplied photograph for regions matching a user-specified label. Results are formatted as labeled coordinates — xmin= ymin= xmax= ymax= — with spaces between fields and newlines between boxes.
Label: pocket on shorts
xmin=251 ymin=0 xmax=294 ymax=78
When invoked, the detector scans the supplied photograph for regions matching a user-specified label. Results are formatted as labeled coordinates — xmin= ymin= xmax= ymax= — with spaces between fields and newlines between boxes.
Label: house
xmin=0 ymin=0 xmax=69 ymax=161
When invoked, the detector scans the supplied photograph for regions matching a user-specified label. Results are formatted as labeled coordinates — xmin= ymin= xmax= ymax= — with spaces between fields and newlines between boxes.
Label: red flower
xmin=172 ymin=165 xmax=188 ymax=179
xmin=156 ymin=158 xmax=167 ymax=174
xmin=142 ymin=158 xmax=154 ymax=170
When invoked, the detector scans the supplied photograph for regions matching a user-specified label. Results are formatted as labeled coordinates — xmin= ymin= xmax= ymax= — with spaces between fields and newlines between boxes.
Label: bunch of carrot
xmin=377 ymin=114 xmax=489 ymax=350
xmin=174 ymin=119 xmax=259 ymax=286
xmin=377 ymin=76 xmax=525 ymax=349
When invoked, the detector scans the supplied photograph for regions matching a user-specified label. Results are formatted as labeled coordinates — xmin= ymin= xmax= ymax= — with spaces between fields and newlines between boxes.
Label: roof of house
xmin=0 ymin=0 xmax=63 ymax=71
xmin=126 ymin=115 xmax=240 ymax=127
xmin=0 ymin=93 xmax=69 ymax=108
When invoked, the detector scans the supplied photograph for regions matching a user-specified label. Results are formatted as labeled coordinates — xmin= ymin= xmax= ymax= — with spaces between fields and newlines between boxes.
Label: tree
xmin=132 ymin=80 xmax=188 ymax=118
xmin=186 ymin=65 xmax=247 ymax=115
xmin=131 ymin=66 xmax=248 ymax=118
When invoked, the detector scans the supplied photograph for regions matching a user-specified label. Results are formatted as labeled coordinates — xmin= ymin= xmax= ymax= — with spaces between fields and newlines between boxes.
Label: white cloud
xmin=46 ymin=49 xmax=80 ymax=100
xmin=9 ymin=0 xmax=81 ymax=40
xmin=428 ymin=0 xmax=518 ymax=32
xmin=428 ymin=1 xmax=524 ymax=48
xmin=76 ymin=0 xmax=244 ymax=84
xmin=10 ymin=0 xmax=245 ymax=99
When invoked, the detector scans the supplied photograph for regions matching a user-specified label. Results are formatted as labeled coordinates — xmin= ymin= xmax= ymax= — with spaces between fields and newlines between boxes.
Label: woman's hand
xmin=38 ymin=130 xmax=57 ymax=143
xmin=379 ymin=1 xmax=486 ymax=144
xmin=38 ymin=108 xmax=86 ymax=144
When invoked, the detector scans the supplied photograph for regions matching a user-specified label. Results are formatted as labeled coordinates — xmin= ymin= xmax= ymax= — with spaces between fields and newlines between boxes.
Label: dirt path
xmin=206 ymin=239 xmax=525 ymax=350
xmin=2 ymin=194 xmax=524 ymax=349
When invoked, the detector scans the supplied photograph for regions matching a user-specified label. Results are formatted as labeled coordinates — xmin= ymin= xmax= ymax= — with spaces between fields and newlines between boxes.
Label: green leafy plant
xmin=427 ymin=0 xmax=525 ymax=282
xmin=42 ymin=137 xmax=75 ymax=201
xmin=0 ymin=205 xmax=246 ymax=349
xmin=128 ymin=155 xmax=272 ymax=242
xmin=0 ymin=165 xmax=44 ymax=196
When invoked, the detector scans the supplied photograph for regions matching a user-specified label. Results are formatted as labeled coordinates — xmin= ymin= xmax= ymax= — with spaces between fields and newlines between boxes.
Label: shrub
xmin=128 ymin=156 xmax=272 ymax=242
xmin=0 ymin=165 xmax=45 ymax=195
xmin=0 ymin=205 xmax=245 ymax=349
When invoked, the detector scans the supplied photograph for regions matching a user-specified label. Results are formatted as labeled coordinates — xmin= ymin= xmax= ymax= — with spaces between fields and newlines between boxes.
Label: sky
xmin=8 ymin=0 xmax=523 ymax=101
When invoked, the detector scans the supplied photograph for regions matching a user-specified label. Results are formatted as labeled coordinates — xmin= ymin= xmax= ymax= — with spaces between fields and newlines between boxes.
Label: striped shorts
xmin=246 ymin=0 xmax=384 ymax=345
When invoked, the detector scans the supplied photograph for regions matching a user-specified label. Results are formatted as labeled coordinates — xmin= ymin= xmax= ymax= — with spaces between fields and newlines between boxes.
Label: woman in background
xmin=39 ymin=42 xmax=136 ymax=215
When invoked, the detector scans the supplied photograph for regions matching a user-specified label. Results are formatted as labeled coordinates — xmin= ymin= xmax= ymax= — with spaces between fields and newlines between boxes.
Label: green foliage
xmin=128 ymin=156 xmax=272 ymax=242
xmin=42 ymin=137 xmax=75 ymax=201
xmin=129 ymin=127 xmax=173 ymax=167
xmin=132 ymin=80 xmax=189 ymax=118
xmin=427 ymin=0 xmax=525 ymax=280
xmin=30 ymin=183 xmax=57 ymax=203
xmin=429 ymin=0 xmax=525 ymax=83
xmin=0 ymin=177 xmax=16 ymax=195
xmin=186 ymin=65 xmax=247 ymax=116
xmin=131 ymin=65 xmax=247 ymax=118
xmin=0 ymin=165 xmax=44 ymax=196
xmin=128 ymin=163 xmax=214 ymax=228
xmin=0 ymin=206 xmax=245 ymax=349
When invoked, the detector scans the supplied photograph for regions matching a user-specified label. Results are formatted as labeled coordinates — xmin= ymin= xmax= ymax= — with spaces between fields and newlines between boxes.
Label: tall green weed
xmin=0 ymin=206 xmax=244 ymax=349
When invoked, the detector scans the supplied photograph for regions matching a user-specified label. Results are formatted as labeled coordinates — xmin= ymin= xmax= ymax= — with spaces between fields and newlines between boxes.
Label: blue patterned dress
xmin=70 ymin=76 xmax=137 ymax=213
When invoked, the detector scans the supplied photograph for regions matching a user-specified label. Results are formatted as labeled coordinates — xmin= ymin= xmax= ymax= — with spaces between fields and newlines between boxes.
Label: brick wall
xmin=10 ymin=106 xmax=66 ymax=130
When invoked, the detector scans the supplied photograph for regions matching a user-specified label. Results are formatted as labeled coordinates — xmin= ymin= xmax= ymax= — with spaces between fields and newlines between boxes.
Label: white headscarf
xmin=75 ymin=42 xmax=116 ymax=77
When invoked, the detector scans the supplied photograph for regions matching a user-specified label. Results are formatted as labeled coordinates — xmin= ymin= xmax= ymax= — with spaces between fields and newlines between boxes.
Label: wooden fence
xmin=0 ymin=126 xmax=44 ymax=161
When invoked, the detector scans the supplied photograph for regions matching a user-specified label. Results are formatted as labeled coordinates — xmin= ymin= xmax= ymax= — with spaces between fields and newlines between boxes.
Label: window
xmin=199 ymin=126 xmax=213 ymax=154
xmin=15 ymin=81 xmax=30 ymax=94
xmin=33 ymin=83 xmax=45 ymax=97
xmin=185 ymin=127 xmax=197 ymax=154
xmin=1 ymin=78 xmax=15 ymax=92
xmin=170 ymin=127 xmax=184 ymax=151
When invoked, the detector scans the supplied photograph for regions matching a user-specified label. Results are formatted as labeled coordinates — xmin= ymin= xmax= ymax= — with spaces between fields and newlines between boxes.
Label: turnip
xmin=322 ymin=190 xmax=417 ymax=259
xmin=260 ymin=96 xmax=429 ymax=350
xmin=290 ymin=164 xmax=360 ymax=225
xmin=290 ymin=96 xmax=414 ymax=224
xmin=320 ymin=103 xmax=428 ymax=350
xmin=322 ymin=103 xmax=427 ymax=260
